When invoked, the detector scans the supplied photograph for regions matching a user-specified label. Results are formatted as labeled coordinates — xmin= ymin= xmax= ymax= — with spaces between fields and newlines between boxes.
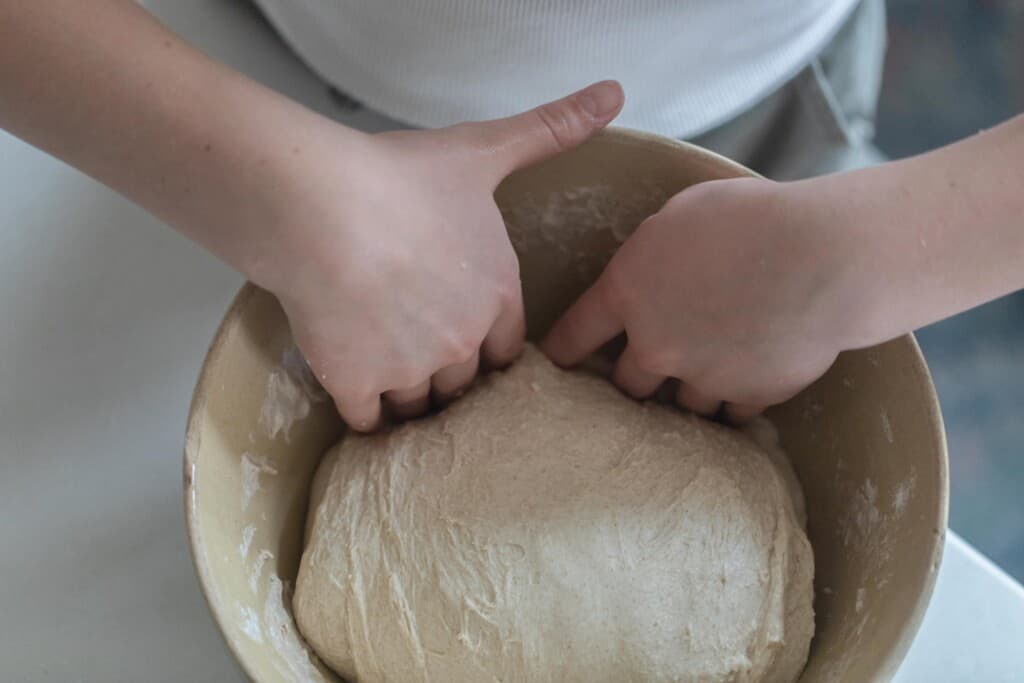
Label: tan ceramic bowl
xmin=184 ymin=129 xmax=948 ymax=683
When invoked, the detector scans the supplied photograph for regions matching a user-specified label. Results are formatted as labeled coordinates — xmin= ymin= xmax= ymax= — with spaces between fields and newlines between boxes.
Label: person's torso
xmin=252 ymin=0 xmax=861 ymax=136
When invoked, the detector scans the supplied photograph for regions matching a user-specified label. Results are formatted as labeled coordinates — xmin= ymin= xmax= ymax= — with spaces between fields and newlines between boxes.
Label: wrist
xmin=781 ymin=173 xmax=900 ymax=352
xmin=181 ymin=80 xmax=371 ymax=291
xmin=233 ymin=112 xmax=375 ymax=297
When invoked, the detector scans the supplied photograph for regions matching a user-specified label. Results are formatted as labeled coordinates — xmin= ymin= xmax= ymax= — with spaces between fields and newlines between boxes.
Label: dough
xmin=294 ymin=346 xmax=814 ymax=683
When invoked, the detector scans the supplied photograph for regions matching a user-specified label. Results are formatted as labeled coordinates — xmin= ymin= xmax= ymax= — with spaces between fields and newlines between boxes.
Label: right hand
xmin=258 ymin=81 xmax=624 ymax=430
xmin=542 ymin=176 xmax=852 ymax=424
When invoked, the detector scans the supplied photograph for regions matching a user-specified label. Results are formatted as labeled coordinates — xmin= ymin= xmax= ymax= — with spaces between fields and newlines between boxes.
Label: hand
xmin=262 ymin=81 xmax=624 ymax=430
xmin=542 ymin=176 xmax=856 ymax=423
xmin=0 ymin=3 xmax=620 ymax=431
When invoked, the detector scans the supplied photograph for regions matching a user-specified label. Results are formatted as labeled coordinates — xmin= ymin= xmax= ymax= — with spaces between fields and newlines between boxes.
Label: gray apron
xmin=693 ymin=0 xmax=888 ymax=179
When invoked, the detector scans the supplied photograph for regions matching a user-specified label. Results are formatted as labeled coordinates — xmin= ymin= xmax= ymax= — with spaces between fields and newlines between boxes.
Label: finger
xmin=723 ymin=402 xmax=766 ymax=425
xmin=335 ymin=394 xmax=383 ymax=433
xmin=541 ymin=279 xmax=623 ymax=368
xmin=383 ymin=379 xmax=432 ymax=419
xmin=612 ymin=344 xmax=666 ymax=399
xmin=432 ymin=350 xmax=481 ymax=403
xmin=482 ymin=290 xmax=526 ymax=369
xmin=676 ymin=382 xmax=721 ymax=418
xmin=465 ymin=80 xmax=624 ymax=181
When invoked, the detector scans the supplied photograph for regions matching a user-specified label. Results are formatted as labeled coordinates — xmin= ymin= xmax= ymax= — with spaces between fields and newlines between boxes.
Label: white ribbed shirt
xmin=252 ymin=0 xmax=860 ymax=136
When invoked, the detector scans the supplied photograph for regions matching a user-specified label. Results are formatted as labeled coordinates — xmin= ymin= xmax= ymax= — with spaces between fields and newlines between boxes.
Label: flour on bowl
xmin=239 ymin=604 xmax=263 ymax=643
xmin=504 ymin=182 xmax=671 ymax=283
xmin=891 ymin=474 xmax=916 ymax=516
xmin=249 ymin=549 xmax=275 ymax=593
xmin=880 ymin=409 xmax=895 ymax=444
xmin=264 ymin=575 xmax=323 ymax=680
xmin=843 ymin=478 xmax=881 ymax=549
xmin=240 ymin=524 xmax=257 ymax=559
xmin=259 ymin=346 xmax=328 ymax=442
xmin=241 ymin=452 xmax=278 ymax=511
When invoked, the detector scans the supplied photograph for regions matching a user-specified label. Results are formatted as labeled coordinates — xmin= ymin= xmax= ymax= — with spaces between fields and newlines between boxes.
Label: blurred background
xmin=876 ymin=0 xmax=1024 ymax=580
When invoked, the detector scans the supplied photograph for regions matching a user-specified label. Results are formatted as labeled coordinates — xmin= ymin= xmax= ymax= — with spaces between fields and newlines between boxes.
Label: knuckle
xmin=440 ymin=331 xmax=479 ymax=366
xmin=388 ymin=366 xmax=428 ymax=393
xmin=333 ymin=379 xmax=377 ymax=408
xmin=680 ymin=382 xmax=715 ymax=404
xmin=630 ymin=343 xmax=676 ymax=375
xmin=688 ymin=369 xmax=731 ymax=399
xmin=435 ymin=368 xmax=472 ymax=395
xmin=495 ymin=280 xmax=521 ymax=308
xmin=487 ymin=330 xmax=523 ymax=359
xmin=532 ymin=103 xmax=581 ymax=153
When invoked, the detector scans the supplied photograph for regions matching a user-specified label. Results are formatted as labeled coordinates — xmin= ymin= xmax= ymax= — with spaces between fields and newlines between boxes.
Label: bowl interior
xmin=185 ymin=129 xmax=948 ymax=683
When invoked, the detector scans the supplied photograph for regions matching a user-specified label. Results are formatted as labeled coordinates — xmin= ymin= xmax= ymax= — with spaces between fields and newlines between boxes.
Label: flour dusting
xmin=264 ymin=575 xmax=322 ymax=680
xmin=892 ymin=476 xmax=916 ymax=515
xmin=503 ymin=182 xmax=670 ymax=283
xmin=239 ymin=604 xmax=263 ymax=642
xmin=240 ymin=524 xmax=257 ymax=559
xmin=259 ymin=346 xmax=329 ymax=441
xmin=843 ymin=478 xmax=881 ymax=549
xmin=880 ymin=410 xmax=895 ymax=444
xmin=249 ymin=548 xmax=275 ymax=593
xmin=241 ymin=452 xmax=278 ymax=511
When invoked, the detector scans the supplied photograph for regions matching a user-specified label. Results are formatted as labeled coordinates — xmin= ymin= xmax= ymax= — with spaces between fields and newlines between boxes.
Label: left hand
xmin=541 ymin=176 xmax=859 ymax=422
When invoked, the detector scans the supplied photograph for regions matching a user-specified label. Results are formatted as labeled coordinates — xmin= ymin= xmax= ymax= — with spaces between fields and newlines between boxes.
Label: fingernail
xmin=578 ymin=81 xmax=623 ymax=120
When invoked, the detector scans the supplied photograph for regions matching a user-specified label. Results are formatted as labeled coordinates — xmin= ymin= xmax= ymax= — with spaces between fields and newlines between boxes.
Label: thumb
xmin=462 ymin=80 xmax=624 ymax=182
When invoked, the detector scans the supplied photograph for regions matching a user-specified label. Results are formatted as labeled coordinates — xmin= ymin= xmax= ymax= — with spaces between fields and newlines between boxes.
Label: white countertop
xmin=1 ymin=1 xmax=1022 ymax=681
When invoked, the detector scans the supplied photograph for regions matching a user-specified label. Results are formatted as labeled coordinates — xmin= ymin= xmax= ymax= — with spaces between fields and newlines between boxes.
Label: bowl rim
xmin=182 ymin=127 xmax=950 ymax=683
xmin=184 ymin=282 xmax=263 ymax=681
xmin=866 ymin=333 xmax=949 ymax=680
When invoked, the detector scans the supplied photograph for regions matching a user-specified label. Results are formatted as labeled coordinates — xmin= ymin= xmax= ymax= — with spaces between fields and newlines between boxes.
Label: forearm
xmin=795 ymin=114 xmax=1024 ymax=347
xmin=0 ymin=1 xmax=363 ymax=281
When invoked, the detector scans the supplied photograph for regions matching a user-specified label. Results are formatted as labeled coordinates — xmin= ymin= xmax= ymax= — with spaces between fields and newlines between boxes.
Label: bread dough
xmin=294 ymin=346 xmax=814 ymax=683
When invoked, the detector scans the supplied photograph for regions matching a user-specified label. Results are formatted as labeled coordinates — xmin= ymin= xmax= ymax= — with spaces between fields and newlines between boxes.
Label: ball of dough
xmin=294 ymin=346 xmax=814 ymax=683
